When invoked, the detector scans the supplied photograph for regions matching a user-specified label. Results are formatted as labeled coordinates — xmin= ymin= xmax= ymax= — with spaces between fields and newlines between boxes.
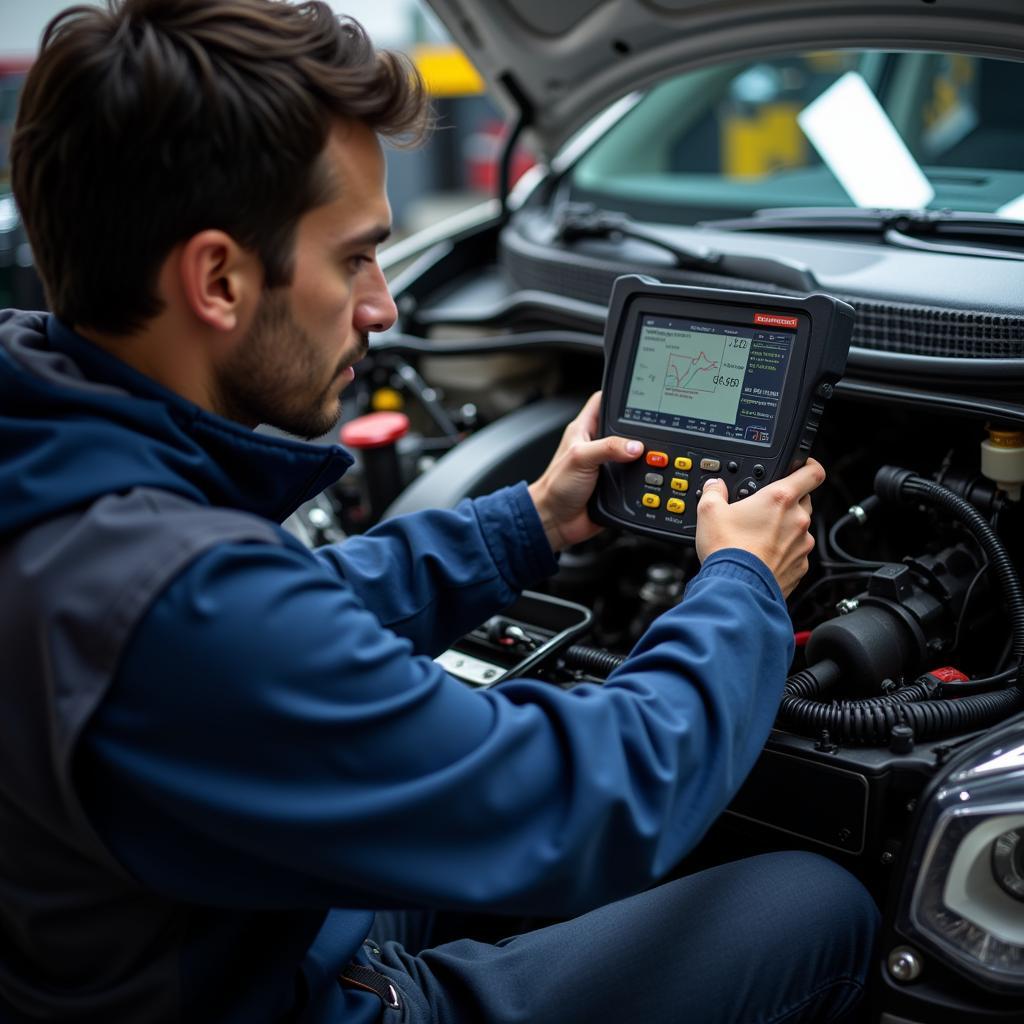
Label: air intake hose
xmin=779 ymin=467 xmax=1024 ymax=744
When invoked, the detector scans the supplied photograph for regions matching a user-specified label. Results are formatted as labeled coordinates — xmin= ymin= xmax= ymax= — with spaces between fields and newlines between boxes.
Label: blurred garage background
xmin=0 ymin=0 xmax=529 ymax=307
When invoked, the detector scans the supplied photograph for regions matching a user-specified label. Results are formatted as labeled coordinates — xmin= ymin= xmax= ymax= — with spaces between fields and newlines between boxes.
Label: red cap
xmin=925 ymin=667 xmax=971 ymax=685
xmin=339 ymin=412 xmax=410 ymax=450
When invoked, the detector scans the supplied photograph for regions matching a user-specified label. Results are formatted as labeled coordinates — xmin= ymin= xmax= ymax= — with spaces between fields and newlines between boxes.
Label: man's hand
xmin=696 ymin=459 xmax=826 ymax=598
xmin=528 ymin=392 xmax=644 ymax=552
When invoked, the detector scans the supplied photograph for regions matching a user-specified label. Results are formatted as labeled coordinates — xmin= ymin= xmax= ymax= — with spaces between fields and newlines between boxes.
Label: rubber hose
xmin=783 ymin=659 xmax=841 ymax=699
xmin=779 ymin=668 xmax=1023 ymax=743
xmin=563 ymin=644 xmax=626 ymax=678
xmin=779 ymin=469 xmax=1024 ymax=743
xmin=890 ymin=471 xmax=1024 ymax=667
xmin=839 ymin=687 xmax=929 ymax=708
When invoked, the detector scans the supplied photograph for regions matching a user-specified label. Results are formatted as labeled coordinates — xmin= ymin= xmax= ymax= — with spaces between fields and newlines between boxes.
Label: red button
xmin=339 ymin=412 xmax=410 ymax=449
xmin=646 ymin=451 xmax=668 ymax=467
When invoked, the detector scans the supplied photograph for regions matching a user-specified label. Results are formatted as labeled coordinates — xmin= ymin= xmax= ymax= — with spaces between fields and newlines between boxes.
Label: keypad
xmin=625 ymin=446 xmax=772 ymax=535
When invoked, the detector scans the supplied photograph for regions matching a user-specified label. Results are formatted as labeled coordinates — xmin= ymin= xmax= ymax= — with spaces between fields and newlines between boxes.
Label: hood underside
xmin=425 ymin=0 xmax=1024 ymax=161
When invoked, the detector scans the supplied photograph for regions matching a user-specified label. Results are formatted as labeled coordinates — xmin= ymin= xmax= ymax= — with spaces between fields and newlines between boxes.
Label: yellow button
xmin=666 ymin=498 xmax=686 ymax=514
xmin=671 ymin=478 xmax=689 ymax=492
xmin=674 ymin=456 xmax=692 ymax=471
xmin=642 ymin=493 xmax=661 ymax=509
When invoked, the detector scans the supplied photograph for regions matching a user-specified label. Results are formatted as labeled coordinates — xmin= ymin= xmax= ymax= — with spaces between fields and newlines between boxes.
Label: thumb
xmin=699 ymin=477 xmax=729 ymax=507
xmin=571 ymin=436 xmax=644 ymax=472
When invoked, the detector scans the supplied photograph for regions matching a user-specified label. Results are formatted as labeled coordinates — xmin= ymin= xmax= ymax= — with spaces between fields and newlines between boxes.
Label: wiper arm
xmin=703 ymin=207 xmax=1024 ymax=261
xmin=555 ymin=204 xmax=818 ymax=291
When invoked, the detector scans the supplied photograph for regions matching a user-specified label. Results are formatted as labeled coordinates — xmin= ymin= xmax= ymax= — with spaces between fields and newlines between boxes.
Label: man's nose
xmin=354 ymin=262 xmax=398 ymax=335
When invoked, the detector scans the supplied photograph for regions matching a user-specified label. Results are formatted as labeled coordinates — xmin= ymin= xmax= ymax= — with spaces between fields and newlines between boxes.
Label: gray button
xmin=644 ymin=472 xmax=664 ymax=486
xmin=699 ymin=457 xmax=721 ymax=472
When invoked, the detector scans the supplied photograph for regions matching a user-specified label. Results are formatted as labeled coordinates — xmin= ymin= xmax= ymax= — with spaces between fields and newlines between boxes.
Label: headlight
xmin=992 ymin=827 xmax=1024 ymax=901
xmin=898 ymin=717 xmax=1024 ymax=993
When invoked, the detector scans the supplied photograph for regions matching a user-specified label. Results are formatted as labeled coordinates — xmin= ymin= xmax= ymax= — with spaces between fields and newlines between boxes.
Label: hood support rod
xmin=497 ymin=73 xmax=534 ymax=220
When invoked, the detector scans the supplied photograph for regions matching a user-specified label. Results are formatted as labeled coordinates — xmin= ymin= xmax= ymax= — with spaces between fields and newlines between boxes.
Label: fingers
xmin=579 ymin=391 xmax=602 ymax=422
xmin=759 ymin=459 xmax=825 ymax=509
xmin=570 ymin=392 xmax=603 ymax=441
xmin=698 ymin=477 xmax=729 ymax=508
xmin=565 ymin=434 xmax=643 ymax=472
xmin=787 ymin=458 xmax=826 ymax=498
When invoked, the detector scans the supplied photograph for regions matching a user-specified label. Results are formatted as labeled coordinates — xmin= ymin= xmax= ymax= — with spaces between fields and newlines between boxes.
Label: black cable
xmin=788 ymin=570 xmax=873 ymax=622
xmin=779 ymin=469 xmax=1024 ymax=744
xmin=950 ymin=557 xmax=990 ymax=655
xmin=936 ymin=665 xmax=1019 ymax=695
xmin=812 ymin=514 xmax=864 ymax=572
xmin=884 ymin=469 xmax=1024 ymax=667
xmin=826 ymin=495 xmax=885 ymax=569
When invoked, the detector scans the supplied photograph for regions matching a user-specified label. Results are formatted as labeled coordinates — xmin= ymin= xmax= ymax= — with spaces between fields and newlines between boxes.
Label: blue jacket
xmin=0 ymin=311 xmax=794 ymax=1022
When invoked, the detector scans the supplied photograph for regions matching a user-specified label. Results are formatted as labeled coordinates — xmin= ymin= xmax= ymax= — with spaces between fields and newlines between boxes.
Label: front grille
xmin=852 ymin=304 xmax=1024 ymax=358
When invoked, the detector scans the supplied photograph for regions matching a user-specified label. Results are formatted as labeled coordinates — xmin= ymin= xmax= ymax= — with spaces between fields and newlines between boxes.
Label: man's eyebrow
xmin=337 ymin=225 xmax=392 ymax=249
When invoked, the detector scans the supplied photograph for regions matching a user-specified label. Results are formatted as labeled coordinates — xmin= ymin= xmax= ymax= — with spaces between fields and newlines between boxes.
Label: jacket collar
xmin=40 ymin=316 xmax=355 ymax=523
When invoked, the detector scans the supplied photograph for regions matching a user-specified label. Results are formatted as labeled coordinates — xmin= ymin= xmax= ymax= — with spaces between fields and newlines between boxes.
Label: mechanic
xmin=0 ymin=1 xmax=878 ymax=1021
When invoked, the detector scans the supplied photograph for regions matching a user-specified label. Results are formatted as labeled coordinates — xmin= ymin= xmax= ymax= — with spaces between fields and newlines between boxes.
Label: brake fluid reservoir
xmin=980 ymin=429 xmax=1024 ymax=501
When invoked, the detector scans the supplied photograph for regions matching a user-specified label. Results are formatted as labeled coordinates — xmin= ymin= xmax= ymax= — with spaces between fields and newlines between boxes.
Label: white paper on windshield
xmin=797 ymin=71 xmax=935 ymax=209
xmin=996 ymin=193 xmax=1024 ymax=220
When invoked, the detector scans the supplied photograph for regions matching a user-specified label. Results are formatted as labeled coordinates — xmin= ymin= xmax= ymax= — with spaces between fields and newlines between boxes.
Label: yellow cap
xmin=987 ymin=429 xmax=1024 ymax=449
xmin=371 ymin=387 xmax=405 ymax=412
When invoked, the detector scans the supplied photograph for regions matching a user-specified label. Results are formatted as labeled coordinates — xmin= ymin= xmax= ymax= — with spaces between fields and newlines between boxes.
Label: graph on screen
xmin=626 ymin=324 xmax=753 ymax=424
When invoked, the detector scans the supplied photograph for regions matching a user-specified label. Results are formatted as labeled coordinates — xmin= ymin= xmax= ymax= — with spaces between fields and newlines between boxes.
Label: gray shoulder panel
xmin=0 ymin=488 xmax=283 ymax=869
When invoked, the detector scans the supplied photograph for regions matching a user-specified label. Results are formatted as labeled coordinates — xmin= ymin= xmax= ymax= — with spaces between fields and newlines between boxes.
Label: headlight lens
xmin=898 ymin=722 xmax=1024 ymax=993
xmin=909 ymin=808 xmax=1024 ymax=987
xmin=992 ymin=827 xmax=1024 ymax=901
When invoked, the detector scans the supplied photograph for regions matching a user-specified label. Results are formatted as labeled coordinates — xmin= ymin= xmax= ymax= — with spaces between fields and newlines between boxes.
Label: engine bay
xmin=282 ymin=197 xmax=1024 ymax=1022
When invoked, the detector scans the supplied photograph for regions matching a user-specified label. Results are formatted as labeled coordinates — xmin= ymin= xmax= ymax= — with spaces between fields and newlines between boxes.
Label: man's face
xmin=217 ymin=120 xmax=397 ymax=439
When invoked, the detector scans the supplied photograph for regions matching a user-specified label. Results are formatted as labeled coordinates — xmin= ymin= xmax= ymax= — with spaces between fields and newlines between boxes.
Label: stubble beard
xmin=217 ymin=289 xmax=367 ymax=440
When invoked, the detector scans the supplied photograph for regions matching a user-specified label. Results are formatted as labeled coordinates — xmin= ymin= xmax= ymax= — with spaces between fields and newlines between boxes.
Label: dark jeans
xmin=363 ymin=851 xmax=880 ymax=1024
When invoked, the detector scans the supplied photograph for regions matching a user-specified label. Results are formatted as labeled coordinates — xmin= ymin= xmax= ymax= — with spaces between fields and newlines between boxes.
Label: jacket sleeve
xmin=309 ymin=483 xmax=557 ymax=655
xmin=79 ymin=544 xmax=793 ymax=918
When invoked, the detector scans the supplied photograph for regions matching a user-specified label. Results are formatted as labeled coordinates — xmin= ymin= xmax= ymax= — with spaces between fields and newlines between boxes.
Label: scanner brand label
xmin=754 ymin=312 xmax=799 ymax=328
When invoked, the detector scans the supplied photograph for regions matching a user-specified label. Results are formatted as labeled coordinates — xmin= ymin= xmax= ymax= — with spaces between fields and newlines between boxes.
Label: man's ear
xmin=177 ymin=230 xmax=262 ymax=333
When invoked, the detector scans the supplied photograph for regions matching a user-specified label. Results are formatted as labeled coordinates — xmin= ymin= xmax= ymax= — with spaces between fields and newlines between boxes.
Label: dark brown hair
xmin=10 ymin=0 xmax=430 ymax=334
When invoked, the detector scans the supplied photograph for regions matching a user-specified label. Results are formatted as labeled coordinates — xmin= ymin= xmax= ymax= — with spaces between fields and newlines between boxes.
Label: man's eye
xmin=348 ymin=254 xmax=373 ymax=272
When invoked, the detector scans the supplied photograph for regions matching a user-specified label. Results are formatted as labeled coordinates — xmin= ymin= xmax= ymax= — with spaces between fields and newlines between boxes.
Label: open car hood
xmin=425 ymin=0 xmax=1024 ymax=162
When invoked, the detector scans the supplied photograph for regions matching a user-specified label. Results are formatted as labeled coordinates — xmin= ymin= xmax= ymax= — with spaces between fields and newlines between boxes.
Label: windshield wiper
xmin=703 ymin=207 xmax=1024 ymax=262
xmin=555 ymin=204 xmax=818 ymax=291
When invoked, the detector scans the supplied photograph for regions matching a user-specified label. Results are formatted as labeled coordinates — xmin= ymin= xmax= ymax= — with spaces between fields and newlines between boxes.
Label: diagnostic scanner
xmin=591 ymin=276 xmax=854 ymax=543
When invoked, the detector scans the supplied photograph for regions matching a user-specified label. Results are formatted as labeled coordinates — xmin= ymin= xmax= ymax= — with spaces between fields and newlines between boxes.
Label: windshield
xmin=570 ymin=50 xmax=1024 ymax=223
